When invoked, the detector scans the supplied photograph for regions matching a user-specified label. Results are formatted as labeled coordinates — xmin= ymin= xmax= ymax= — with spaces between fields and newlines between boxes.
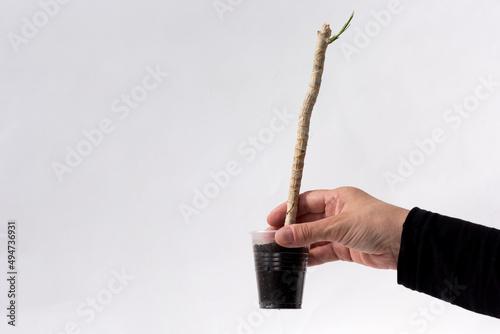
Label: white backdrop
xmin=1 ymin=0 xmax=500 ymax=333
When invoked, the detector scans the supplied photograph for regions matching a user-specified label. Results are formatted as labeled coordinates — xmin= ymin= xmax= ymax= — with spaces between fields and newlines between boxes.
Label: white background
xmin=1 ymin=0 xmax=500 ymax=333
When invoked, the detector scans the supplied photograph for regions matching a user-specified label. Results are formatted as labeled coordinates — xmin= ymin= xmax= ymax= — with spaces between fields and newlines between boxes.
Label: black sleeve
xmin=397 ymin=207 xmax=500 ymax=319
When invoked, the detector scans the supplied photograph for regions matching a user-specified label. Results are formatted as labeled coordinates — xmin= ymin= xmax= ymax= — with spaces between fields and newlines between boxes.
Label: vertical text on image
xmin=6 ymin=221 xmax=18 ymax=327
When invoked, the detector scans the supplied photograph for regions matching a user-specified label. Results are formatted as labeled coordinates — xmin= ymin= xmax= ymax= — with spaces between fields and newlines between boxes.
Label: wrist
xmin=390 ymin=206 xmax=410 ymax=267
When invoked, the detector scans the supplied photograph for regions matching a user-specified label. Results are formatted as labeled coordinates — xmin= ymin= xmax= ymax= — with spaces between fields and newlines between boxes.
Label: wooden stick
xmin=284 ymin=13 xmax=354 ymax=226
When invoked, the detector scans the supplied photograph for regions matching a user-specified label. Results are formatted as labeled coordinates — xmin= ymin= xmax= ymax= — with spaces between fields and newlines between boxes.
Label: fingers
xmin=308 ymin=243 xmax=339 ymax=266
xmin=275 ymin=215 xmax=342 ymax=248
xmin=307 ymin=242 xmax=353 ymax=266
xmin=267 ymin=190 xmax=329 ymax=227
xmin=296 ymin=189 xmax=330 ymax=216
xmin=266 ymin=201 xmax=287 ymax=227
xmin=296 ymin=212 xmax=326 ymax=223
xmin=267 ymin=208 xmax=325 ymax=227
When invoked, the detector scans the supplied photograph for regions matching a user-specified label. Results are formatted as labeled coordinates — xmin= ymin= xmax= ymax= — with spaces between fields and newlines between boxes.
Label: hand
xmin=267 ymin=187 xmax=409 ymax=270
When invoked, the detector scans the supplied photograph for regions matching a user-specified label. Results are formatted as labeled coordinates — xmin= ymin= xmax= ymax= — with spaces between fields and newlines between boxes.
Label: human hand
xmin=267 ymin=187 xmax=409 ymax=270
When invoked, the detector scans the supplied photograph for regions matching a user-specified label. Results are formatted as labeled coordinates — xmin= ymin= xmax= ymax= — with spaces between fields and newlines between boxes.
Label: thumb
xmin=275 ymin=218 xmax=339 ymax=247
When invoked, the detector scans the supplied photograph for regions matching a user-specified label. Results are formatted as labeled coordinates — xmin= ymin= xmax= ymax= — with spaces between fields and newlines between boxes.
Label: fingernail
xmin=277 ymin=227 xmax=294 ymax=245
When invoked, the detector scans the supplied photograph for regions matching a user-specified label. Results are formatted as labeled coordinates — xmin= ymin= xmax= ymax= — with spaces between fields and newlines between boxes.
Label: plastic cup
xmin=250 ymin=230 xmax=308 ymax=309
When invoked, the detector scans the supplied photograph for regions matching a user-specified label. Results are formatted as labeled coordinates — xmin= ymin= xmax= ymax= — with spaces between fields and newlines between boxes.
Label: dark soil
xmin=253 ymin=242 xmax=308 ymax=309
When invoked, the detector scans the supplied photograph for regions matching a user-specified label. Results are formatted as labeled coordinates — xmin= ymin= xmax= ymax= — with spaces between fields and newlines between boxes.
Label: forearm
xmin=397 ymin=208 xmax=500 ymax=318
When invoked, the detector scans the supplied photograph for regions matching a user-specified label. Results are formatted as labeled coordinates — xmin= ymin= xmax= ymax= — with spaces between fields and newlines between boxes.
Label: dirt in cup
xmin=253 ymin=242 xmax=308 ymax=309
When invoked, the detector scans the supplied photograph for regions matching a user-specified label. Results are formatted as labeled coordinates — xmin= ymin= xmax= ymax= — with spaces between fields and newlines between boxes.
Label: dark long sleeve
xmin=397 ymin=207 xmax=500 ymax=318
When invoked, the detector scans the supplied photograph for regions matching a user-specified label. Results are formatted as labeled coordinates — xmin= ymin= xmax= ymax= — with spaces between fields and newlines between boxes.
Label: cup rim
xmin=249 ymin=230 xmax=277 ymax=235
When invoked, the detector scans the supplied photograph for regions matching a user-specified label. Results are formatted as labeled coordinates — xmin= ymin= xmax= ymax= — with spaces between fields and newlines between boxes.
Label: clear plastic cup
xmin=250 ymin=230 xmax=308 ymax=309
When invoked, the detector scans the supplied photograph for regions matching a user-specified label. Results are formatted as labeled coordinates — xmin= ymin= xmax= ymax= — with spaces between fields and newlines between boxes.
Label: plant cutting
xmin=252 ymin=12 xmax=354 ymax=309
